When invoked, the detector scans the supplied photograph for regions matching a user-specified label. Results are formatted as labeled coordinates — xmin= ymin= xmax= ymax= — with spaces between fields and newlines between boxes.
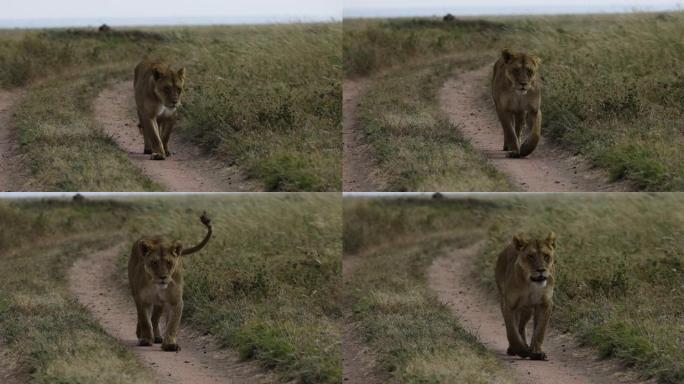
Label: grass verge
xmin=0 ymin=200 xmax=154 ymax=383
xmin=357 ymin=57 xmax=513 ymax=191
xmin=344 ymin=193 xmax=684 ymax=383
xmin=343 ymin=200 xmax=515 ymax=383
xmin=14 ymin=66 xmax=161 ymax=191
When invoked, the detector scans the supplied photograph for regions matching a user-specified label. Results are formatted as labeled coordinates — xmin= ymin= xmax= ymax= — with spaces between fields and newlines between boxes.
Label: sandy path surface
xmin=428 ymin=241 xmax=653 ymax=384
xmin=341 ymin=255 xmax=385 ymax=384
xmin=439 ymin=65 xmax=629 ymax=192
xmin=96 ymin=81 xmax=260 ymax=192
xmin=343 ymin=79 xmax=379 ymax=192
xmin=0 ymin=89 xmax=28 ymax=191
xmin=69 ymin=244 xmax=279 ymax=384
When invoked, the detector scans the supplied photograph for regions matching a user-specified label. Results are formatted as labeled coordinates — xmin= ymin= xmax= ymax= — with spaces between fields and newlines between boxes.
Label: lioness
xmin=492 ymin=49 xmax=542 ymax=158
xmin=495 ymin=232 xmax=556 ymax=360
xmin=128 ymin=212 xmax=212 ymax=351
xmin=133 ymin=60 xmax=186 ymax=160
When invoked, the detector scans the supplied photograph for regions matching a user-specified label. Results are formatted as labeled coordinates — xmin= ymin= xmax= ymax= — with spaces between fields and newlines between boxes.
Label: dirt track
xmin=439 ymin=66 xmax=629 ymax=192
xmin=0 ymin=89 xmax=28 ymax=191
xmin=343 ymin=80 xmax=379 ymax=192
xmin=69 ymin=244 xmax=278 ymax=384
xmin=96 ymin=81 xmax=259 ymax=192
xmin=428 ymin=241 xmax=652 ymax=384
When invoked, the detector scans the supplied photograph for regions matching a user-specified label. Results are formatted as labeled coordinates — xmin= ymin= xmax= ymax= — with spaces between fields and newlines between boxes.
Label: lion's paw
xmin=162 ymin=343 xmax=181 ymax=352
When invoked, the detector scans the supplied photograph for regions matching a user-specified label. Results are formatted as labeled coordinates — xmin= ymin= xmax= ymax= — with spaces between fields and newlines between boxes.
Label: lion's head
xmin=151 ymin=64 xmax=186 ymax=109
xmin=137 ymin=237 xmax=184 ymax=288
xmin=501 ymin=49 xmax=540 ymax=95
xmin=512 ymin=232 xmax=556 ymax=286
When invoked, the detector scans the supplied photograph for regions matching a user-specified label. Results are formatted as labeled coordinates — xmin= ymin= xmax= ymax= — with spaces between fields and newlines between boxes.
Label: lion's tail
xmin=518 ymin=110 xmax=542 ymax=158
xmin=181 ymin=212 xmax=212 ymax=256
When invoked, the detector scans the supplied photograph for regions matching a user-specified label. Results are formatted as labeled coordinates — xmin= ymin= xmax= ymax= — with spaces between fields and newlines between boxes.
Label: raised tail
xmin=518 ymin=110 xmax=542 ymax=157
xmin=181 ymin=211 xmax=213 ymax=256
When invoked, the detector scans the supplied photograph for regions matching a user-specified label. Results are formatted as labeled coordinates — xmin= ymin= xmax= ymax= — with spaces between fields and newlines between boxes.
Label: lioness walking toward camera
xmin=128 ymin=212 xmax=212 ymax=351
xmin=492 ymin=49 xmax=542 ymax=158
xmin=134 ymin=60 xmax=186 ymax=160
xmin=495 ymin=232 xmax=556 ymax=360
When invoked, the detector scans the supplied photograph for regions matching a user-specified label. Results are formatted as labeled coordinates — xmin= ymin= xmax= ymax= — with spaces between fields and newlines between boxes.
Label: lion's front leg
xmin=135 ymin=302 xmax=154 ymax=346
xmin=151 ymin=305 xmax=164 ymax=344
xmin=529 ymin=302 xmax=552 ymax=360
xmin=161 ymin=300 xmax=183 ymax=352
xmin=514 ymin=112 xmax=526 ymax=142
xmin=501 ymin=304 xmax=529 ymax=357
xmin=497 ymin=110 xmax=520 ymax=155
xmin=142 ymin=118 xmax=166 ymax=160
xmin=160 ymin=118 xmax=175 ymax=157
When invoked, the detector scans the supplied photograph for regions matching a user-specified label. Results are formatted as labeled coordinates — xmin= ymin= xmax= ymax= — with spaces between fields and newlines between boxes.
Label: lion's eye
xmin=176 ymin=87 xmax=182 ymax=94
xmin=528 ymin=254 xmax=534 ymax=259
xmin=151 ymin=260 xmax=158 ymax=266
xmin=544 ymin=255 xmax=550 ymax=262
xmin=526 ymin=69 xmax=533 ymax=76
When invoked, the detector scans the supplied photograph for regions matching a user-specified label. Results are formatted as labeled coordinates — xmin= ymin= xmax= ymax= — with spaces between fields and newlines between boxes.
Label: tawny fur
xmin=495 ymin=232 xmax=556 ymax=360
xmin=133 ymin=60 xmax=186 ymax=160
xmin=492 ymin=49 xmax=542 ymax=158
xmin=128 ymin=212 xmax=212 ymax=352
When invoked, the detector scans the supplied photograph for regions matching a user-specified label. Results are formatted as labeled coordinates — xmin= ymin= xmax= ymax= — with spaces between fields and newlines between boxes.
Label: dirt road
xmin=428 ymin=241 xmax=652 ymax=384
xmin=96 ymin=81 xmax=259 ymax=192
xmin=343 ymin=79 xmax=379 ymax=192
xmin=439 ymin=66 xmax=628 ymax=192
xmin=69 ymin=244 xmax=278 ymax=384
xmin=0 ymin=89 xmax=27 ymax=191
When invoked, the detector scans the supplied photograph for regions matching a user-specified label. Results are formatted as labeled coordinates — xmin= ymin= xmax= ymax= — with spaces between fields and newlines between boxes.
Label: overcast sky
xmin=0 ymin=0 xmax=341 ymax=26
xmin=345 ymin=0 xmax=683 ymax=16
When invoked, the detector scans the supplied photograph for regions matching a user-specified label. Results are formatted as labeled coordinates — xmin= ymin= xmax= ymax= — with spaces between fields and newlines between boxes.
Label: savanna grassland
xmin=0 ymin=194 xmax=341 ymax=383
xmin=0 ymin=23 xmax=341 ymax=191
xmin=344 ymin=12 xmax=684 ymax=191
xmin=344 ymin=194 xmax=684 ymax=383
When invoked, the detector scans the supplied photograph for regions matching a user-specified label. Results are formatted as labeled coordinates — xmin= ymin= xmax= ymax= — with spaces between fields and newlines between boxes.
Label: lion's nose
xmin=159 ymin=275 xmax=168 ymax=280
xmin=536 ymin=268 xmax=546 ymax=273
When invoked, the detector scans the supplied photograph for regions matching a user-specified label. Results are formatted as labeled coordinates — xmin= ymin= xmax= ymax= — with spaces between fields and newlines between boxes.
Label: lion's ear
xmin=546 ymin=232 xmax=556 ymax=249
xmin=177 ymin=67 xmax=186 ymax=81
xmin=531 ymin=55 xmax=542 ymax=66
xmin=502 ymin=48 xmax=514 ymax=63
xmin=513 ymin=234 xmax=528 ymax=250
xmin=138 ymin=240 xmax=152 ymax=256
xmin=172 ymin=241 xmax=183 ymax=257
xmin=151 ymin=64 xmax=163 ymax=81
